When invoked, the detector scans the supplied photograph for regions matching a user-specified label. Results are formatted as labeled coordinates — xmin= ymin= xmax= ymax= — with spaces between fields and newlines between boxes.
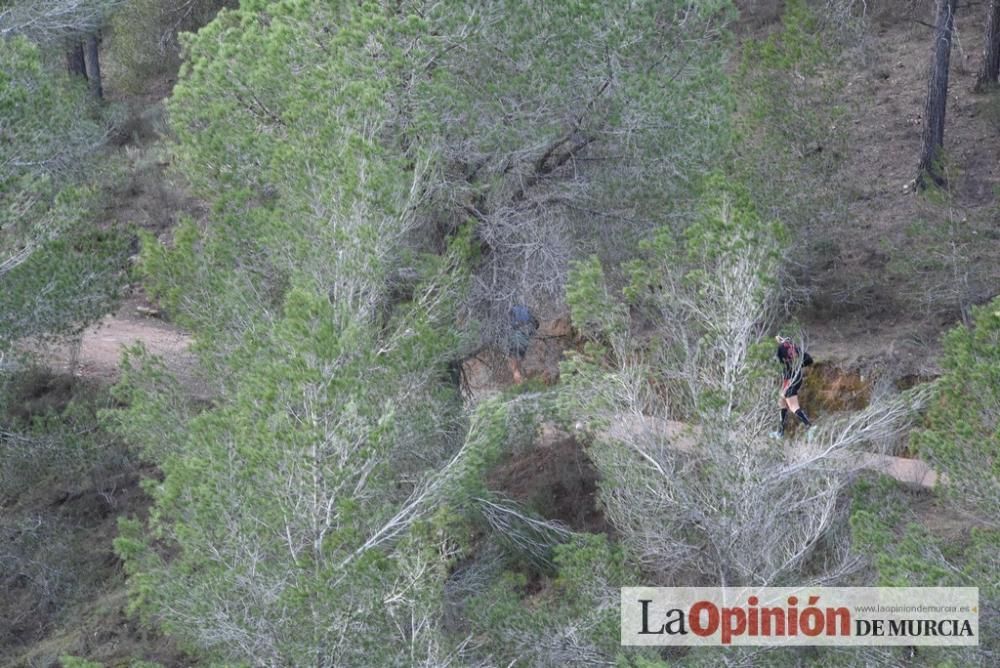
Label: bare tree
xmin=975 ymin=0 xmax=1000 ymax=90
xmin=564 ymin=190 xmax=927 ymax=589
xmin=0 ymin=0 xmax=122 ymax=42
xmin=918 ymin=0 xmax=959 ymax=188
xmin=592 ymin=392 xmax=924 ymax=588
xmin=1 ymin=0 xmax=121 ymax=98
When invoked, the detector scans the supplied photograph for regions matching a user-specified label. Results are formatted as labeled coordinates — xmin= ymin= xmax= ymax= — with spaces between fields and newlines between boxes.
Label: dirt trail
xmin=46 ymin=300 xmax=197 ymax=388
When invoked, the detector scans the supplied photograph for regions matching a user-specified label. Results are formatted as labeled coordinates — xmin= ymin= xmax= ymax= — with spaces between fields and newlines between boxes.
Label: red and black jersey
xmin=777 ymin=341 xmax=813 ymax=381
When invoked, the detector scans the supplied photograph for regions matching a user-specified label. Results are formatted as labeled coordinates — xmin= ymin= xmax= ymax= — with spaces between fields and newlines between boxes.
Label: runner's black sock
xmin=779 ymin=408 xmax=788 ymax=434
xmin=795 ymin=408 xmax=811 ymax=426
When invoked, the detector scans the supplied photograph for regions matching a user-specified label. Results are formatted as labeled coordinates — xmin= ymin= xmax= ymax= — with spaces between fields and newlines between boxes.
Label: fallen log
xmin=597 ymin=415 xmax=944 ymax=490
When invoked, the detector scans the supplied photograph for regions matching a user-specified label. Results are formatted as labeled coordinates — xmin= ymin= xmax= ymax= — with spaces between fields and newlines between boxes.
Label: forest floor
xmin=797 ymin=0 xmax=1000 ymax=376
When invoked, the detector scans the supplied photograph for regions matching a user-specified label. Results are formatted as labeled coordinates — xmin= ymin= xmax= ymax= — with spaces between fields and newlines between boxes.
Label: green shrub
xmin=913 ymin=297 xmax=1000 ymax=520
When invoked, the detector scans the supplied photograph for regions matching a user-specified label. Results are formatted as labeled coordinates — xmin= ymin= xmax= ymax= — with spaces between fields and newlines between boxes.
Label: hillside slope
xmin=4 ymin=1 xmax=998 ymax=665
xmin=798 ymin=0 xmax=1000 ymax=374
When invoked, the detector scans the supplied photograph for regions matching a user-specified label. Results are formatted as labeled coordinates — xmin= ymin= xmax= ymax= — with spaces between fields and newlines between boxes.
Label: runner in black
xmin=772 ymin=335 xmax=813 ymax=438
xmin=507 ymin=304 xmax=538 ymax=384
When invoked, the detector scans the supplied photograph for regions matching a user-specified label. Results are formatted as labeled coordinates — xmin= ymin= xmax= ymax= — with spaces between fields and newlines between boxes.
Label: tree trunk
xmin=84 ymin=34 xmax=103 ymax=99
xmin=918 ymin=0 xmax=958 ymax=189
xmin=65 ymin=40 xmax=87 ymax=79
xmin=975 ymin=0 xmax=1000 ymax=91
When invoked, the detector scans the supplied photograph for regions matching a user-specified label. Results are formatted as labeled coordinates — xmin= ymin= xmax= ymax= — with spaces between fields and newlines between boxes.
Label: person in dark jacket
xmin=508 ymin=304 xmax=539 ymax=384
xmin=771 ymin=335 xmax=813 ymax=438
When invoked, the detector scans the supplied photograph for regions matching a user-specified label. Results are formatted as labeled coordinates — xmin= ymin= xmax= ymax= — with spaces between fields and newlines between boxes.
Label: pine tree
xmin=917 ymin=0 xmax=958 ymax=188
xmin=115 ymin=1 xmax=740 ymax=663
xmin=114 ymin=3 xmax=480 ymax=663
xmin=975 ymin=0 xmax=1000 ymax=91
xmin=0 ymin=36 xmax=124 ymax=350
xmin=914 ymin=297 xmax=1000 ymax=526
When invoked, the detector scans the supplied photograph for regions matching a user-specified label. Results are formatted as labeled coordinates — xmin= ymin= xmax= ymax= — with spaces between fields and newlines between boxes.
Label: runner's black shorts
xmin=782 ymin=377 xmax=802 ymax=398
xmin=508 ymin=329 xmax=532 ymax=359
